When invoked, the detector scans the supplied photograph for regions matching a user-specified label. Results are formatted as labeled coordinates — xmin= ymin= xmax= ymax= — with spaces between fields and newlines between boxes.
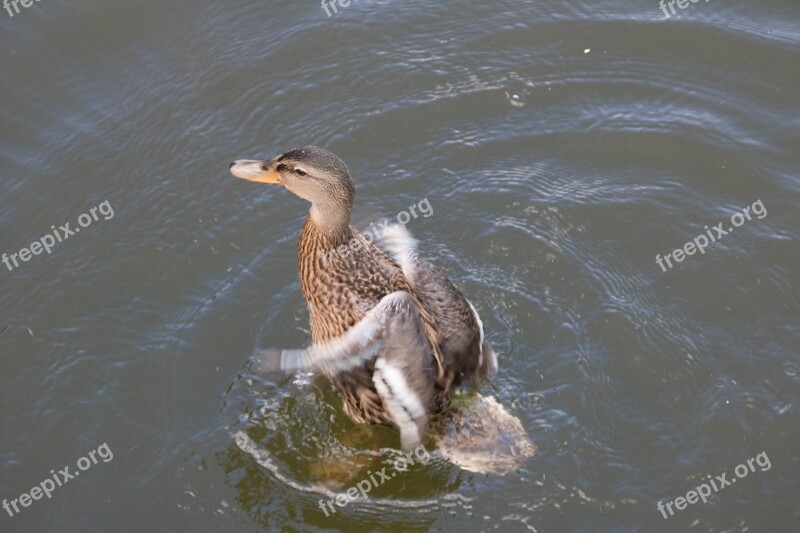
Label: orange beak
xmin=229 ymin=160 xmax=281 ymax=184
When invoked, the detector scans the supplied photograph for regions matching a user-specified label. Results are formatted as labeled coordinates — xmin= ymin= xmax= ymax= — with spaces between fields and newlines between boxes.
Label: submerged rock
xmin=431 ymin=394 xmax=535 ymax=475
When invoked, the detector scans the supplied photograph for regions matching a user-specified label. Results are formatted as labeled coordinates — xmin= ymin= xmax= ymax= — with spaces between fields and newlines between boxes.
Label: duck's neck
xmin=298 ymin=212 xmax=353 ymax=330
xmin=299 ymin=210 xmax=353 ymax=261
xmin=308 ymin=198 xmax=352 ymax=243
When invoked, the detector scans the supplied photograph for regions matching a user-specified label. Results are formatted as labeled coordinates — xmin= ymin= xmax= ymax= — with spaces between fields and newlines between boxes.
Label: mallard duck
xmin=230 ymin=146 xmax=497 ymax=450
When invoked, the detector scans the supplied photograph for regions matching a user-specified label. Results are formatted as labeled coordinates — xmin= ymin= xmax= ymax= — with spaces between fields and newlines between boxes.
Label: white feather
xmin=372 ymin=366 xmax=422 ymax=449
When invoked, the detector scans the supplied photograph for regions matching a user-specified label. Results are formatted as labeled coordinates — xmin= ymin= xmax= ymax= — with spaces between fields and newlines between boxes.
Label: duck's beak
xmin=229 ymin=159 xmax=281 ymax=184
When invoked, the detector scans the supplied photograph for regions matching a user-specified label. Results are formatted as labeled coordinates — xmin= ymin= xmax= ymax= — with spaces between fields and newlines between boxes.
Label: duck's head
xmin=230 ymin=146 xmax=355 ymax=231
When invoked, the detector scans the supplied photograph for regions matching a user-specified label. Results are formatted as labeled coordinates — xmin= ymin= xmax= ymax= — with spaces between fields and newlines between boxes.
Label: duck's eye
xmin=295 ymin=168 xmax=307 ymax=177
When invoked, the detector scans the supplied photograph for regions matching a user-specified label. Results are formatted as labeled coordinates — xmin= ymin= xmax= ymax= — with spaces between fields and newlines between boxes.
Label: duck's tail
xmin=478 ymin=342 xmax=498 ymax=377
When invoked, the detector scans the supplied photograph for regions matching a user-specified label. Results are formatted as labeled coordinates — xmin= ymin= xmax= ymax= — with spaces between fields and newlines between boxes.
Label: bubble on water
xmin=505 ymin=90 xmax=527 ymax=108
xmin=293 ymin=372 xmax=314 ymax=386
xmin=531 ymin=393 xmax=545 ymax=409
xmin=746 ymin=398 xmax=756 ymax=408
xmin=785 ymin=363 xmax=798 ymax=377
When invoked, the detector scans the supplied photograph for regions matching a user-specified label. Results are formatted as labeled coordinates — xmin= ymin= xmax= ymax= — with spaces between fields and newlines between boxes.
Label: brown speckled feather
xmin=297 ymin=216 xmax=452 ymax=426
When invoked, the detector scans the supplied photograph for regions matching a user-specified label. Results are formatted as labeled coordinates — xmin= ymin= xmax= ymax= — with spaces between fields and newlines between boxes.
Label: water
xmin=1 ymin=1 xmax=798 ymax=531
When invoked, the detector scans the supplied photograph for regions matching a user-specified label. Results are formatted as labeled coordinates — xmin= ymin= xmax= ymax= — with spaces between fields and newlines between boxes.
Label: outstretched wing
xmin=250 ymin=291 xmax=437 ymax=450
xmin=250 ymin=303 xmax=386 ymax=375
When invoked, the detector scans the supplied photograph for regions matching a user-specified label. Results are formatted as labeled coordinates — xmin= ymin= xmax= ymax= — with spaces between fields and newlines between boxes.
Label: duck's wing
xmin=251 ymin=291 xmax=437 ymax=450
xmin=376 ymin=224 xmax=497 ymax=381
xmin=250 ymin=309 xmax=384 ymax=375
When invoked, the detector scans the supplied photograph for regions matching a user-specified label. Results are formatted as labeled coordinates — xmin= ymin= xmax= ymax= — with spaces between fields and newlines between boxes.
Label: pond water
xmin=1 ymin=0 xmax=798 ymax=531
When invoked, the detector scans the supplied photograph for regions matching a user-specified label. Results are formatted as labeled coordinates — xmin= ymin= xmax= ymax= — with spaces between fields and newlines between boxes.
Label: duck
xmin=230 ymin=146 xmax=497 ymax=450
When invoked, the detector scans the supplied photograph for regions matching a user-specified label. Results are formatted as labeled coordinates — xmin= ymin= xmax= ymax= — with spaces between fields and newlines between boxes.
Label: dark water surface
xmin=1 ymin=0 xmax=798 ymax=531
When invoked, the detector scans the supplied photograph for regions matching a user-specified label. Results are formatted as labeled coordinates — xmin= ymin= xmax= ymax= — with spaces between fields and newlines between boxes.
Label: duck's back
xmin=376 ymin=224 xmax=498 ymax=384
